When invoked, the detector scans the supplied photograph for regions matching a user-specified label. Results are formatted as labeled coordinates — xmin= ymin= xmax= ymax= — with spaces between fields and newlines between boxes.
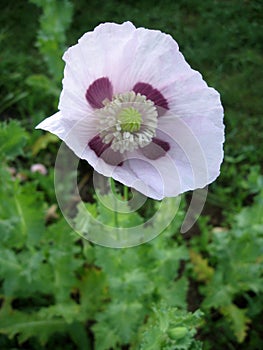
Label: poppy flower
xmin=36 ymin=22 xmax=224 ymax=200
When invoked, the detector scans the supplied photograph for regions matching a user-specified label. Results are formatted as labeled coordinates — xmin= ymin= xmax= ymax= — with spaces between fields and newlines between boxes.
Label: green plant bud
xmin=168 ymin=327 xmax=188 ymax=340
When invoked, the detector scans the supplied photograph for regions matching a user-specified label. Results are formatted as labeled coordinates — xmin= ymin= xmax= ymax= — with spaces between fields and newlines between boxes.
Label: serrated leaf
xmin=79 ymin=268 xmax=107 ymax=318
xmin=220 ymin=304 xmax=251 ymax=343
xmin=201 ymin=271 xmax=234 ymax=309
xmin=0 ymin=306 xmax=67 ymax=346
xmin=31 ymin=132 xmax=59 ymax=155
xmin=26 ymin=74 xmax=60 ymax=97
xmin=94 ymin=302 xmax=144 ymax=345
xmin=29 ymin=0 xmax=73 ymax=82
xmin=139 ymin=305 xmax=203 ymax=350
xmin=38 ymin=303 xmax=83 ymax=324
xmin=68 ymin=322 xmax=91 ymax=350
xmin=0 ymin=120 xmax=28 ymax=160
xmin=158 ymin=277 xmax=189 ymax=309
xmin=190 ymin=250 xmax=214 ymax=282
xmin=96 ymin=194 xmax=144 ymax=228
xmin=92 ymin=323 xmax=119 ymax=350
xmin=14 ymin=184 xmax=46 ymax=247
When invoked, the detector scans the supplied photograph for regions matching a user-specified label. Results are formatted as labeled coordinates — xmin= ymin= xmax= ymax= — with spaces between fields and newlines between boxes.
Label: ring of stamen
xmin=96 ymin=91 xmax=158 ymax=153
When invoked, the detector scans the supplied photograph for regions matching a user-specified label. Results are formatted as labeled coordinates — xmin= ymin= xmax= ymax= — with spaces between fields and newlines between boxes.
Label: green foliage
xmin=85 ymin=197 xmax=190 ymax=349
xmin=1 ymin=0 xmax=263 ymax=349
xmin=138 ymin=305 xmax=203 ymax=350
xmin=0 ymin=1 xmax=40 ymax=117
xmin=190 ymin=173 xmax=263 ymax=346
xmin=0 ymin=119 xmax=196 ymax=349
xmin=0 ymin=121 xmax=28 ymax=160
xmin=29 ymin=0 xmax=73 ymax=83
xmin=0 ymin=304 xmax=68 ymax=346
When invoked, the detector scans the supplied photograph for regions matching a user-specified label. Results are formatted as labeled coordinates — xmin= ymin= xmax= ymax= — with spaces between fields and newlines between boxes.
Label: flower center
xmin=96 ymin=91 xmax=158 ymax=153
xmin=118 ymin=107 xmax=142 ymax=132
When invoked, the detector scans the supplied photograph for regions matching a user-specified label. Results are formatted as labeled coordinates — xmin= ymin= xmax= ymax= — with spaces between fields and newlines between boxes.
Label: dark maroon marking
xmin=141 ymin=137 xmax=170 ymax=160
xmin=88 ymin=135 xmax=123 ymax=166
xmin=152 ymin=137 xmax=170 ymax=152
xmin=133 ymin=82 xmax=169 ymax=110
xmin=88 ymin=134 xmax=111 ymax=157
xmin=86 ymin=77 xmax=113 ymax=109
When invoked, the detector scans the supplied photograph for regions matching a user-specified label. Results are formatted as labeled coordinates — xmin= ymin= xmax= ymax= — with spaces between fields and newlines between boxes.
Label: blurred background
xmin=0 ymin=1 xmax=262 ymax=349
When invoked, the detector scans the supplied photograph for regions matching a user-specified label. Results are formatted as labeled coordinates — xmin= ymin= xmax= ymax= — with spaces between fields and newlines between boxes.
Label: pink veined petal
xmin=36 ymin=111 xmax=71 ymax=139
xmin=161 ymin=73 xmax=223 ymax=125
xmin=109 ymin=26 xmax=194 ymax=95
xmin=125 ymin=148 xmax=180 ymax=200
xmin=166 ymin=112 xmax=225 ymax=182
xmin=36 ymin=111 xmax=99 ymax=162
xmin=126 ymin=105 xmax=224 ymax=199
xmin=109 ymin=156 xmax=163 ymax=200
xmin=63 ymin=21 xmax=136 ymax=84
xmin=58 ymin=22 xmax=136 ymax=120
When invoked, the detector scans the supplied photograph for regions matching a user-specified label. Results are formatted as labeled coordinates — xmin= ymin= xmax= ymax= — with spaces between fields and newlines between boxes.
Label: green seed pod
xmin=168 ymin=327 xmax=188 ymax=340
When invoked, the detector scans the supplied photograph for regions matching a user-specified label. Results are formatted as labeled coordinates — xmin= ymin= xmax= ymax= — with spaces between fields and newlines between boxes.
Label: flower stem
xmin=110 ymin=178 xmax=119 ymax=228
xmin=123 ymin=186 xmax=129 ymax=201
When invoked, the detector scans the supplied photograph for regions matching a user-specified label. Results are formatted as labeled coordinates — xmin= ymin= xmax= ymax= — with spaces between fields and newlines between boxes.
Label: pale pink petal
xmin=57 ymin=22 xmax=136 ymax=123
xmin=36 ymin=112 xmax=98 ymax=162
xmin=125 ymin=106 xmax=224 ymax=199
xmin=36 ymin=112 xmax=73 ymax=139
xmin=111 ymin=27 xmax=194 ymax=96
xmin=161 ymin=75 xmax=223 ymax=123
xmin=125 ymin=148 xmax=180 ymax=200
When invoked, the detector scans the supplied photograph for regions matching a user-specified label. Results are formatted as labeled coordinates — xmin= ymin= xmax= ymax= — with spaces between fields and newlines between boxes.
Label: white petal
xmin=59 ymin=22 xmax=136 ymax=114
xmin=125 ymin=108 xmax=224 ymax=199
xmin=36 ymin=112 xmax=99 ymax=162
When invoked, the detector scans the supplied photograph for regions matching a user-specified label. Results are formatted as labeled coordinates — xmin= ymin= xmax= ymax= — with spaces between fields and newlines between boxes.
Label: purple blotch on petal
xmin=141 ymin=137 xmax=170 ymax=160
xmin=88 ymin=135 xmax=123 ymax=166
xmin=88 ymin=134 xmax=111 ymax=157
xmin=133 ymin=82 xmax=169 ymax=110
xmin=86 ymin=77 xmax=113 ymax=109
xmin=152 ymin=137 xmax=170 ymax=152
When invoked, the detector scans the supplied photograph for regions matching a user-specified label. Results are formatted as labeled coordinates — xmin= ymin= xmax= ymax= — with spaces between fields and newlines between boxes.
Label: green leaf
xmin=30 ymin=0 xmax=73 ymax=82
xmin=0 ymin=248 xmax=22 ymax=296
xmin=190 ymin=250 xmax=214 ymax=282
xmin=94 ymin=301 xmax=144 ymax=345
xmin=26 ymin=74 xmax=60 ymax=97
xmin=221 ymin=304 xmax=251 ymax=343
xmin=79 ymin=268 xmax=107 ymax=318
xmin=68 ymin=322 xmax=92 ymax=350
xmin=0 ymin=120 xmax=28 ymax=160
xmin=139 ymin=305 xmax=203 ymax=350
xmin=38 ymin=303 xmax=83 ymax=324
xmin=158 ymin=277 xmax=189 ymax=309
xmin=96 ymin=193 xmax=144 ymax=228
xmin=31 ymin=132 xmax=59 ymax=155
xmin=14 ymin=184 xmax=46 ymax=247
xmin=92 ymin=323 xmax=119 ymax=350
xmin=0 ymin=306 xmax=67 ymax=346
